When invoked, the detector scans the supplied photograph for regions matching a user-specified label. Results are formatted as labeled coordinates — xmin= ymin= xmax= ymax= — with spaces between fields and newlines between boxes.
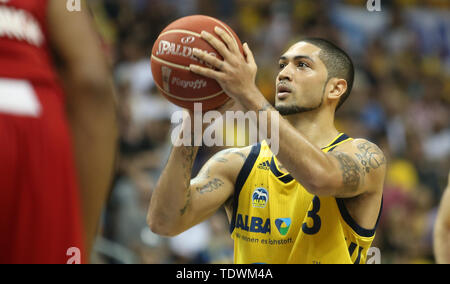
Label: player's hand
xmin=189 ymin=27 xmax=259 ymax=103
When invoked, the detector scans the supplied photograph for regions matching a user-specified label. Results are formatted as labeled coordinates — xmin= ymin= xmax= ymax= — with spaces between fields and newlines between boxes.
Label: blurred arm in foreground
xmin=48 ymin=0 xmax=118 ymax=260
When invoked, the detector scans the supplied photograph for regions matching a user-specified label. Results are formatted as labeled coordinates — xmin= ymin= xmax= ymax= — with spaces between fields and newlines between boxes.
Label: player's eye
xmin=297 ymin=62 xmax=309 ymax=69
xmin=279 ymin=63 xmax=286 ymax=69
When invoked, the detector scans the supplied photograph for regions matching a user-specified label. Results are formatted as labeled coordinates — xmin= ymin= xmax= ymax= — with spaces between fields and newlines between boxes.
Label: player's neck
xmin=285 ymin=108 xmax=339 ymax=148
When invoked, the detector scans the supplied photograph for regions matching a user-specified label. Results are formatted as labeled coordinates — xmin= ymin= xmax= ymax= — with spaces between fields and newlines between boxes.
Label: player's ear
xmin=326 ymin=78 xmax=347 ymax=103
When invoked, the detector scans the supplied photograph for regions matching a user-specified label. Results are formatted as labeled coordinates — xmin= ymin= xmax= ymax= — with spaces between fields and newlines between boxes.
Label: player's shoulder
xmin=207 ymin=146 xmax=254 ymax=184
xmin=350 ymin=138 xmax=386 ymax=162
xmin=333 ymin=137 xmax=387 ymax=178
xmin=326 ymin=137 xmax=386 ymax=197
xmin=335 ymin=138 xmax=385 ymax=157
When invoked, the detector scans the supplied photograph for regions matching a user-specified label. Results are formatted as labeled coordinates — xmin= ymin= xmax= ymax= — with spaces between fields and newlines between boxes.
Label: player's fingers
xmin=192 ymin=48 xmax=225 ymax=71
xmin=243 ymin=42 xmax=256 ymax=66
xmin=214 ymin=26 xmax=239 ymax=55
xmin=190 ymin=64 xmax=224 ymax=81
xmin=201 ymin=30 xmax=232 ymax=60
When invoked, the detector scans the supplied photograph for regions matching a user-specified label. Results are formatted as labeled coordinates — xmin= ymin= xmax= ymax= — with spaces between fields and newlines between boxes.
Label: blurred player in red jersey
xmin=0 ymin=0 xmax=117 ymax=263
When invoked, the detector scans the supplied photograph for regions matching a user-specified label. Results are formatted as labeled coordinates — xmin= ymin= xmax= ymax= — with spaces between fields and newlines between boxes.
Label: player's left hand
xmin=190 ymin=26 xmax=259 ymax=103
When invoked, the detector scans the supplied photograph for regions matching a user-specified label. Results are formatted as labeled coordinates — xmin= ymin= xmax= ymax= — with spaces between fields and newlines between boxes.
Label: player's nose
xmin=277 ymin=64 xmax=293 ymax=82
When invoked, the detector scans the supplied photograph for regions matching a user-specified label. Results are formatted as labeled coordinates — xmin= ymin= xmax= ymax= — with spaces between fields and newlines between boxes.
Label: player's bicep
xmin=190 ymin=167 xmax=234 ymax=212
xmin=182 ymin=154 xmax=236 ymax=228
xmin=328 ymin=140 xmax=386 ymax=198
xmin=327 ymin=151 xmax=362 ymax=197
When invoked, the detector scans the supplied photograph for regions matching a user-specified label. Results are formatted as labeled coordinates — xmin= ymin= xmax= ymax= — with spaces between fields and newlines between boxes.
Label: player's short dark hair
xmin=300 ymin=38 xmax=354 ymax=111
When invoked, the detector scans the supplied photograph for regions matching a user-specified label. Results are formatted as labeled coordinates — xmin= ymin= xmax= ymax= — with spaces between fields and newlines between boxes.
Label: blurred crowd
xmin=87 ymin=0 xmax=450 ymax=264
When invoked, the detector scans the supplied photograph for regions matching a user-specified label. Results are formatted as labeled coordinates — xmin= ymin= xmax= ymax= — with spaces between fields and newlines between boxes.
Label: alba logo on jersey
xmin=275 ymin=218 xmax=291 ymax=236
xmin=252 ymin=187 xmax=268 ymax=208
xmin=235 ymin=214 xmax=271 ymax=234
xmin=235 ymin=215 xmax=292 ymax=236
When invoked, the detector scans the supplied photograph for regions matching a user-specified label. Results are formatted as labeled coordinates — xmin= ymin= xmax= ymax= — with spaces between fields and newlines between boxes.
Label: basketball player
xmin=434 ymin=172 xmax=450 ymax=264
xmin=0 ymin=0 xmax=117 ymax=263
xmin=148 ymin=28 xmax=386 ymax=263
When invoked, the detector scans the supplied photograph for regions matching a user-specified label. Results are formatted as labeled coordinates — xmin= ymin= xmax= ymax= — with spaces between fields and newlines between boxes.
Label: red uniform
xmin=0 ymin=0 xmax=84 ymax=263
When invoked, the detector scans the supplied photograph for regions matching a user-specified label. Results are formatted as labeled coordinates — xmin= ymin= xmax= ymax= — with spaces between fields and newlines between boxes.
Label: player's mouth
xmin=277 ymin=84 xmax=292 ymax=100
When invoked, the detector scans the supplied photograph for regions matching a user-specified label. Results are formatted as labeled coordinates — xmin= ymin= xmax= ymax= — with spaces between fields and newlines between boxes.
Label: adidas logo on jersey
xmin=257 ymin=160 xmax=270 ymax=170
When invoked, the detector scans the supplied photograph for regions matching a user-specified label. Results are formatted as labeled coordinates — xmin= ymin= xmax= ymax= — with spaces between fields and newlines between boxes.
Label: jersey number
xmin=302 ymin=196 xmax=321 ymax=235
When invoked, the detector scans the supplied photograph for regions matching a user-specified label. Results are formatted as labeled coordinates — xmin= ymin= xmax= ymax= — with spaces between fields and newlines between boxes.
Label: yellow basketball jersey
xmin=229 ymin=133 xmax=382 ymax=264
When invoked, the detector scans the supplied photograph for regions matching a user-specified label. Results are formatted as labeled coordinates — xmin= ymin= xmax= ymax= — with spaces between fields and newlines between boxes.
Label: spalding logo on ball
xmin=151 ymin=15 xmax=244 ymax=111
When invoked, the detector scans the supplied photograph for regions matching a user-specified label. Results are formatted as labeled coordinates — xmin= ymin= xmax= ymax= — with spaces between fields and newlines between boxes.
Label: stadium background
xmin=86 ymin=0 xmax=450 ymax=264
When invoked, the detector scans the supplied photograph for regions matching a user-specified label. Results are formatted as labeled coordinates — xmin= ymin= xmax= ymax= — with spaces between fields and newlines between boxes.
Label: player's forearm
xmin=148 ymin=128 xmax=200 ymax=236
xmin=277 ymin=123 xmax=338 ymax=194
xmin=65 ymin=75 xmax=118 ymax=259
xmin=239 ymin=90 xmax=338 ymax=194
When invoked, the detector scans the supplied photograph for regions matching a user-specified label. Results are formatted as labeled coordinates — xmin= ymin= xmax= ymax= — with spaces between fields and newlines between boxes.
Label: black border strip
xmin=269 ymin=156 xmax=282 ymax=177
xmin=278 ymin=174 xmax=294 ymax=183
xmin=321 ymin=133 xmax=350 ymax=150
xmin=269 ymin=157 xmax=293 ymax=184
xmin=327 ymin=146 xmax=337 ymax=152
xmin=335 ymin=197 xmax=383 ymax=238
xmin=229 ymin=143 xmax=262 ymax=234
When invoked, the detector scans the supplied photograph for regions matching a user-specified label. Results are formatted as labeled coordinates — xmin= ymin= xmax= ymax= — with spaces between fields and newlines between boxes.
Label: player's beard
xmin=276 ymin=93 xmax=324 ymax=115
xmin=275 ymin=80 xmax=328 ymax=115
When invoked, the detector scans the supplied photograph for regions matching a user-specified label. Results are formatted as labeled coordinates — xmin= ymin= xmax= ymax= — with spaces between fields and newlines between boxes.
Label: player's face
xmin=275 ymin=42 xmax=329 ymax=115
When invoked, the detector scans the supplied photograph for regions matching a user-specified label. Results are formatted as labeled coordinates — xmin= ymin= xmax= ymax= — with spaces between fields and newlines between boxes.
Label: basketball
xmin=151 ymin=15 xmax=244 ymax=111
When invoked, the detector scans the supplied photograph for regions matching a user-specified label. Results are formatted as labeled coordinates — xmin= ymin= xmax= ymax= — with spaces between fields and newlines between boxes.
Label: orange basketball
xmin=151 ymin=15 xmax=244 ymax=111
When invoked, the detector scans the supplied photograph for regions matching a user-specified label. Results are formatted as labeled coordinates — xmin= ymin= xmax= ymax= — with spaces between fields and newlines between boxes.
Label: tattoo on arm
xmin=331 ymin=151 xmax=361 ymax=192
xmin=179 ymin=146 xmax=197 ymax=215
xmin=354 ymin=142 xmax=386 ymax=174
xmin=182 ymin=147 xmax=246 ymax=214
xmin=196 ymin=178 xmax=225 ymax=194
xmin=181 ymin=146 xmax=196 ymax=165
xmin=232 ymin=151 xmax=247 ymax=162
xmin=180 ymin=189 xmax=191 ymax=216
xmin=213 ymin=156 xmax=228 ymax=163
